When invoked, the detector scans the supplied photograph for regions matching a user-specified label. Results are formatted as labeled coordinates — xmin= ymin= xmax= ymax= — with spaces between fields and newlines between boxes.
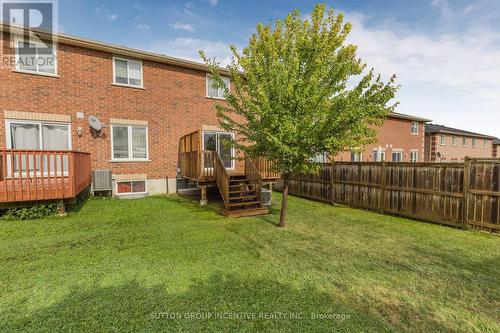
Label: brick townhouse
xmin=424 ymin=124 xmax=494 ymax=162
xmin=0 ymin=23 xmax=238 ymax=197
xmin=493 ymin=138 xmax=500 ymax=158
xmin=333 ymin=112 xmax=431 ymax=163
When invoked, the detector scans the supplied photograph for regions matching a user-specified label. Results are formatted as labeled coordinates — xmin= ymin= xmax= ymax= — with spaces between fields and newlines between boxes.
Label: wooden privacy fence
xmin=279 ymin=158 xmax=500 ymax=233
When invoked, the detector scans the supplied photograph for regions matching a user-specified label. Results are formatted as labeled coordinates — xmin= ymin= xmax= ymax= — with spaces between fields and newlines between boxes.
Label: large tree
xmin=201 ymin=4 xmax=398 ymax=227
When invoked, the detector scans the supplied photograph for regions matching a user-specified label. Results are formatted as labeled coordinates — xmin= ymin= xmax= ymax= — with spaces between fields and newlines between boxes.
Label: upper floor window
xmin=411 ymin=122 xmax=419 ymax=135
xmin=440 ymin=135 xmax=446 ymax=146
xmin=113 ymin=57 xmax=143 ymax=88
xmin=111 ymin=124 xmax=148 ymax=161
xmin=14 ymin=37 xmax=57 ymax=75
xmin=206 ymin=75 xmax=230 ymax=99
xmin=462 ymin=137 xmax=467 ymax=146
xmin=472 ymin=138 xmax=477 ymax=147
xmin=484 ymin=139 xmax=488 ymax=148
xmin=452 ymin=136 xmax=458 ymax=146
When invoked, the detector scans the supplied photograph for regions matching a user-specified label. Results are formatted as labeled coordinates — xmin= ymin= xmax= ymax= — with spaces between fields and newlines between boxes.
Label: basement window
xmin=116 ymin=180 xmax=147 ymax=194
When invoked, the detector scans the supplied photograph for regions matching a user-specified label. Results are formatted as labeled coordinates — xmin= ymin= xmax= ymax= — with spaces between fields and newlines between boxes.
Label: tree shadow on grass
xmin=2 ymin=274 xmax=391 ymax=333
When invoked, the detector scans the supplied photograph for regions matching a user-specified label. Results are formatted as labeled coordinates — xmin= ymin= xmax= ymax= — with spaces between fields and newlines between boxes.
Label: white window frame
xmin=206 ymin=74 xmax=230 ymax=100
xmin=14 ymin=36 xmax=58 ymax=76
xmin=5 ymin=119 xmax=72 ymax=150
xmin=112 ymin=56 xmax=144 ymax=88
xmin=411 ymin=122 xmax=419 ymax=135
xmin=110 ymin=124 xmax=149 ymax=162
xmin=440 ymin=135 xmax=446 ymax=146
xmin=484 ymin=139 xmax=488 ymax=148
xmin=392 ymin=150 xmax=403 ymax=162
xmin=115 ymin=180 xmax=148 ymax=196
xmin=410 ymin=150 xmax=419 ymax=163
xmin=462 ymin=137 xmax=467 ymax=147
xmin=202 ymin=131 xmax=235 ymax=170
xmin=452 ymin=136 xmax=457 ymax=146
xmin=350 ymin=151 xmax=363 ymax=162
xmin=373 ymin=149 xmax=386 ymax=162
xmin=472 ymin=138 xmax=477 ymax=148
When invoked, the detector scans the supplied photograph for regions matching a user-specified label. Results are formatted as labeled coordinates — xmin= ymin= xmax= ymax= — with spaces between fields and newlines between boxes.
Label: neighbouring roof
xmin=493 ymin=138 xmax=500 ymax=145
xmin=426 ymin=124 xmax=495 ymax=139
xmin=0 ymin=22 xmax=231 ymax=75
xmin=388 ymin=112 xmax=431 ymax=123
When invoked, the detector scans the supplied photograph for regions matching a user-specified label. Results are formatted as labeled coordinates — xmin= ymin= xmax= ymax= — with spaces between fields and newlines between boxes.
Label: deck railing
xmin=0 ymin=150 xmax=91 ymax=203
xmin=251 ymin=157 xmax=280 ymax=180
xmin=245 ymin=154 xmax=262 ymax=200
xmin=214 ymin=152 xmax=230 ymax=208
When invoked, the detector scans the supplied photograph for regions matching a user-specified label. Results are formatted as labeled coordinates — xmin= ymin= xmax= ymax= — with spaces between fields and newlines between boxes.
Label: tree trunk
xmin=278 ymin=176 xmax=289 ymax=228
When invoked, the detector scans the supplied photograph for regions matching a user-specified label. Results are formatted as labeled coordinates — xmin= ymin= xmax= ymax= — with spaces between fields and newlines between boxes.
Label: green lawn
xmin=0 ymin=193 xmax=498 ymax=332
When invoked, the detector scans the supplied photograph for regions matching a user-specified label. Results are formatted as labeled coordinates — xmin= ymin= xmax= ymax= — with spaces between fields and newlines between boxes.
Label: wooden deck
xmin=0 ymin=150 xmax=91 ymax=206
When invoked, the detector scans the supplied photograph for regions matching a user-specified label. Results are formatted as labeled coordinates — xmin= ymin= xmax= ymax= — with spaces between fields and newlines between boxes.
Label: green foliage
xmin=201 ymin=4 xmax=399 ymax=175
xmin=1 ymin=203 xmax=57 ymax=220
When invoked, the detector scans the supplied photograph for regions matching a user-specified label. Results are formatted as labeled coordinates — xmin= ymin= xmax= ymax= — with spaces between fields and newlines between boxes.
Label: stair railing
xmin=245 ymin=154 xmax=262 ymax=204
xmin=214 ymin=151 xmax=230 ymax=209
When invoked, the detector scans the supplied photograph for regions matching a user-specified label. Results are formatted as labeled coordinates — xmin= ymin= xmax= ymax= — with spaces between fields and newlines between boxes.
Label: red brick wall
xmin=0 ymin=32 xmax=232 ymax=182
xmin=493 ymin=144 xmax=498 ymax=158
xmin=334 ymin=117 xmax=426 ymax=162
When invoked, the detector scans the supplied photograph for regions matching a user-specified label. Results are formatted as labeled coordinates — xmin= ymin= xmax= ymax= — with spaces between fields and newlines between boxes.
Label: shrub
xmin=1 ymin=203 xmax=58 ymax=221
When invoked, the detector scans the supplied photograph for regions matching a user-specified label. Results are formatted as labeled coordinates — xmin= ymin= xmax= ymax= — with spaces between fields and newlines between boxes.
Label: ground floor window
xmin=392 ymin=151 xmax=403 ymax=162
xmin=350 ymin=151 xmax=362 ymax=162
xmin=116 ymin=180 xmax=147 ymax=194
xmin=111 ymin=124 xmax=148 ymax=161
xmin=410 ymin=151 xmax=419 ymax=163
xmin=373 ymin=150 xmax=386 ymax=162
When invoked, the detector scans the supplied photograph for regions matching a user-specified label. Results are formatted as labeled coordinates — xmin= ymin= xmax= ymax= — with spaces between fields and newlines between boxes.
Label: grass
xmin=0 ymin=192 xmax=498 ymax=332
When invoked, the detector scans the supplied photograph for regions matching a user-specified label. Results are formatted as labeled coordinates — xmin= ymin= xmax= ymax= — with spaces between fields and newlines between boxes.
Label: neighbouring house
xmin=493 ymin=138 xmax=500 ymax=158
xmin=424 ymin=124 xmax=494 ymax=162
xmin=0 ymin=23 xmax=277 ymax=216
xmin=331 ymin=112 xmax=431 ymax=163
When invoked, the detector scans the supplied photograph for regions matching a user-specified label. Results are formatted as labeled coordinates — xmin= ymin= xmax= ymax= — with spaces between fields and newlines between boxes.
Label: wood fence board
xmin=279 ymin=159 xmax=499 ymax=232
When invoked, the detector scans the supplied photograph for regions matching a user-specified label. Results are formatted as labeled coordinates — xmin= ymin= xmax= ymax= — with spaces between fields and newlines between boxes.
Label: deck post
xmin=200 ymin=185 xmax=208 ymax=206
xmin=56 ymin=199 xmax=66 ymax=216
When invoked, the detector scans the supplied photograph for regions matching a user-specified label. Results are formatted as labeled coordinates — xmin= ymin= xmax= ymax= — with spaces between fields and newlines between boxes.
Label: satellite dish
xmin=88 ymin=115 xmax=103 ymax=131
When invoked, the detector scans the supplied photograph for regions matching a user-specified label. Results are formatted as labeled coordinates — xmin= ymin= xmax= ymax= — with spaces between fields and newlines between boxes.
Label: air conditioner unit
xmin=92 ymin=170 xmax=113 ymax=192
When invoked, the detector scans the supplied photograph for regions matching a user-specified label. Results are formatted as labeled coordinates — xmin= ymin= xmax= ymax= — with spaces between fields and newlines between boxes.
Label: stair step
xmin=229 ymin=184 xmax=256 ymax=188
xmin=229 ymin=190 xmax=257 ymax=195
xmin=222 ymin=207 xmax=269 ymax=218
xmin=228 ymin=201 xmax=261 ymax=207
xmin=229 ymin=195 xmax=258 ymax=201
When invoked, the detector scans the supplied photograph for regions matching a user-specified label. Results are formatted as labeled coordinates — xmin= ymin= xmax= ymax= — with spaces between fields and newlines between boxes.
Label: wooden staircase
xmin=214 ymin=153 xmax=268 ymax=218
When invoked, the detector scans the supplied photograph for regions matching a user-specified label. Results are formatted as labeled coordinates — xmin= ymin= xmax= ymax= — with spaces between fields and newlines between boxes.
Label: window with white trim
xmin=452 ymin=136 xmax=457 ymax=146
xmin=411 ymin=122 xmax=419 ymax=135
xmin=14 ymin=37 xmax=57 ymax=75
xmin=116 ymin=180 xmax=147 ymax=194
xmin=472 ymin=138 xmax=477 ymax=147
xmin=113 ymin=57 xmax=143 ymax=87
xmin=111 ymin=124 xmax=148 ymax=161
xmin=410 ymin=151 xmax=418 ymax=163
xmin=206 ymin=75 xmax=230 ymax=99
xmin=392 ymin=151 xmax=403 ymax=162
xmin=440 ymin=135 xmax=446 ymax=146
xmin=462 ymin=137 xmax=467 ymax=146
xmin=373 ymin=150 xmax=386 ymax=162
xmin=351 ymin=151 xmax=362 ymax=162
xmin=484 ymin=139 xmax=488 ymax=148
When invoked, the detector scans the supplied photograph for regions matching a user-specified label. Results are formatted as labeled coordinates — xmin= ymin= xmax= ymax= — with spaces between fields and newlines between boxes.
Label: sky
xmin=57 ymin=0 xmax=500 ymax=138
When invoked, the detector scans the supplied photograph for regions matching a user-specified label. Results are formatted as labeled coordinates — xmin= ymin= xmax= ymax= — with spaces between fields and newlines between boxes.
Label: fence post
xmin=462 ymin=157 xmax=471 ymax=227
xmin=330 ymin=163 xmax=335 ymax=205
xmin=380 ymin=161 xmax=386 ymax=213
